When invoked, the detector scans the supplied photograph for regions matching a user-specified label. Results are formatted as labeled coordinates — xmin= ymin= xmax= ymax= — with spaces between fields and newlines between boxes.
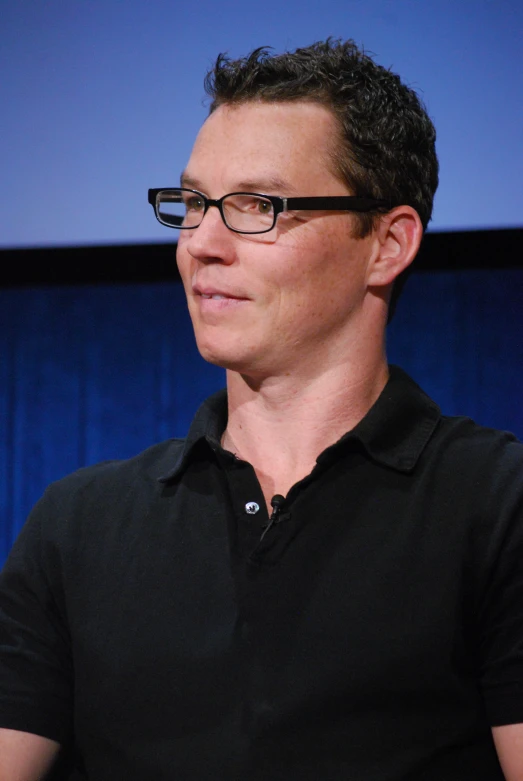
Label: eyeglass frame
xmin=148 ymin=187 xmax=392 ymax=235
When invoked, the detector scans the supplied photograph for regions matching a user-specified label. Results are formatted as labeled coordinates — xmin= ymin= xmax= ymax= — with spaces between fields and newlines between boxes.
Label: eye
xmin=184 ymin=194 xmax=205 ymax=212
xmin=256 ymin=198 xmax=273 ymax=215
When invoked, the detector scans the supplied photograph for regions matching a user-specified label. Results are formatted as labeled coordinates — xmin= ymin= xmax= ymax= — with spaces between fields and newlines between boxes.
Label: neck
xmin=222 ymin=346 xmax=389 ymax=506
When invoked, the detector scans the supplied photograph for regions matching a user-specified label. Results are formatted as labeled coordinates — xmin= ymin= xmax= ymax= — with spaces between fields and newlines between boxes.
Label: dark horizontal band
xmin=148 ymin=189 xmax=391 ymax=214
xmin=284 ymin=196 xmax=390 ymax=212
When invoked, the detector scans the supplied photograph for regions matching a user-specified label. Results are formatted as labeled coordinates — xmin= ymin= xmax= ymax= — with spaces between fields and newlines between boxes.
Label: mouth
xmin=192 ymin=287 xmax=250 ymax=316
xmin=193 ymin=283 xmax=250 ymax=301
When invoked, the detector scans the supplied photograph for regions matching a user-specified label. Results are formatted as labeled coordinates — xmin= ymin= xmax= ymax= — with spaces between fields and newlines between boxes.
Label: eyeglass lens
xmin=156 ymin=189 xmax=275 ymax=233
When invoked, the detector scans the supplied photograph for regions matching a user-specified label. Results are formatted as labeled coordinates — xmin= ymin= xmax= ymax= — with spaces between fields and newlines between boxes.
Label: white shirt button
xmin=245 ymin=501 xmax=260 ymax=515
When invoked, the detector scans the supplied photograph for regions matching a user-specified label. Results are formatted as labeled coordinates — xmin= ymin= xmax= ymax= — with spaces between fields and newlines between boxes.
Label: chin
xmin=195 ymin=341 xmax=272 ymax=377
xmin=195 ymin=339 xmax=248 ymax=371
xmin=192 ymin=325 xmax=248 ymax=365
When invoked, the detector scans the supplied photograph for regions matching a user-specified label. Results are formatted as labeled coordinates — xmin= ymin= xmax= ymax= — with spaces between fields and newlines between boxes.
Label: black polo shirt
xmin=0 ymin=366 xmax=522 ymax=780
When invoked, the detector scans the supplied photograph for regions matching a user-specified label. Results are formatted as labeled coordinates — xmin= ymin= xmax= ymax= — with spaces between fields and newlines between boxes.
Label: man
xmin=0 ymin=39 xmax=522 ymax=780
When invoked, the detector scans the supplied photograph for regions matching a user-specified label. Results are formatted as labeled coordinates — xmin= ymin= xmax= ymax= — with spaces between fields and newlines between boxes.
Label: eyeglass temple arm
xmin=283 ymin=196 xmax=390 ymax=212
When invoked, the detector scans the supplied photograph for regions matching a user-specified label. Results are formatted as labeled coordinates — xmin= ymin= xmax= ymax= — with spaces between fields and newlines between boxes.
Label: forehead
xmin=183 ymin=101 xmax=343 ymax=194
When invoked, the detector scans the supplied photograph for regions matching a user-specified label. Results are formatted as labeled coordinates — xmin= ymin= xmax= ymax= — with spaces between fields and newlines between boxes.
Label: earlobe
xmin=367 ymin=206 xmax=424 ymax=287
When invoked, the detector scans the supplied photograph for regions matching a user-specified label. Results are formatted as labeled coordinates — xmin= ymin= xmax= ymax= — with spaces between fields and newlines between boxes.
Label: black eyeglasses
xmin=148 ymin=188 xmax=391 ymax=235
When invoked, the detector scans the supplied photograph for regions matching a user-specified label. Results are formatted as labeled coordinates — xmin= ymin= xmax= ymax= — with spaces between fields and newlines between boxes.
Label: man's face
xmin=176 ymin=101 xmax=378 ymax=378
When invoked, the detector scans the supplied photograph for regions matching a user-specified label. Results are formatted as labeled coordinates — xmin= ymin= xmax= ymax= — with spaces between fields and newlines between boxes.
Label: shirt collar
xmin=159 ymin=365 xmax=441 ymax=482
xmin=158 ymin=389 xmax=228 ymax=482
xmin=322 ymin=365 xmax=441 ymax=473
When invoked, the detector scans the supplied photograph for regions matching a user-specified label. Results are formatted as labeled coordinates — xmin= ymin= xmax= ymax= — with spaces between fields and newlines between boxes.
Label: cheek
xmin=272 ymin=228 xmax=344 ymax=293
xmin=176 ymin=244 xmax=194 ymax=290
xmin=274 ymin=230 xmax=367 ymax=321
xmin=175 ymin=239 xmax=188 ymax=270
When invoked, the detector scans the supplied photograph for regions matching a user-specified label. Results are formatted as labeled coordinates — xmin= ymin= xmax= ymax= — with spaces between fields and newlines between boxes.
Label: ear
xmin=366 ymin=206 xmax=423 ymax=287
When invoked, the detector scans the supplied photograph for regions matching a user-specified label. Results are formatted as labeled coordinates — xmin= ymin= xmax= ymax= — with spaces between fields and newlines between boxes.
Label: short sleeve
xmin=0 ymin=486 xmax=73 ymax=744
xmin=475 ymin=440 xmax=523 ymax=726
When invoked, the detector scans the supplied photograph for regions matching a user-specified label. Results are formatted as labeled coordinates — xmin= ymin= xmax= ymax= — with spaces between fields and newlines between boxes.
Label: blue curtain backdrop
xmin=1 ymin=269 xmax=523 ymax=565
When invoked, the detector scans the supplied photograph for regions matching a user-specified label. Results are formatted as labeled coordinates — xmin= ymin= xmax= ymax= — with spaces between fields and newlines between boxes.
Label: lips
xmin=193 ymin=283 xmax=249 ymax=301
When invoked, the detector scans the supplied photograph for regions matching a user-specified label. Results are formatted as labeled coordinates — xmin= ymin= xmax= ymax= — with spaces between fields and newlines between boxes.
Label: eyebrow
xmin=179 ymin=171 xmax=202 ymax=189
xmin=179 ymin=171 xmax=297 ymax=196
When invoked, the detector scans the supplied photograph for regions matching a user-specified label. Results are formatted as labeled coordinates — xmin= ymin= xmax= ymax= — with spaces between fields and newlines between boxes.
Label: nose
xmin=183 ymin=203 xmax=235 ymax=264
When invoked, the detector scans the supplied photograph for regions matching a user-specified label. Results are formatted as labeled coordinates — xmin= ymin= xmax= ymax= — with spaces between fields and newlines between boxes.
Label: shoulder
xmin=426 ymin=414 xmax=523 ymax=508
xmin=27 ymin=438 xmax=187 ymax=538
xmin=51 ymin=437 xmax=185 ymax=492
xmin=2 ymin=438 xmax=191 ymax=609
xmin=427 ymin=413 xmax=522 ymax=475
xmin=403 ymin=405 xmax=523 ymax=551
xmin=424 ymin=415 xmax=523 ymax=559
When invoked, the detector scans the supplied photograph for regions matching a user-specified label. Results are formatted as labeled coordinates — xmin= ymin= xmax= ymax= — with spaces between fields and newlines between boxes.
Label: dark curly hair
xmin=205 ymin=39 xmax=438 ymax=239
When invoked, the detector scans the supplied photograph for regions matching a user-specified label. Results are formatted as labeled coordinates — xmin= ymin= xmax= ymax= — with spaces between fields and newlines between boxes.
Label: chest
xmin=65 ymin=456 xmax=477 ymax=742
